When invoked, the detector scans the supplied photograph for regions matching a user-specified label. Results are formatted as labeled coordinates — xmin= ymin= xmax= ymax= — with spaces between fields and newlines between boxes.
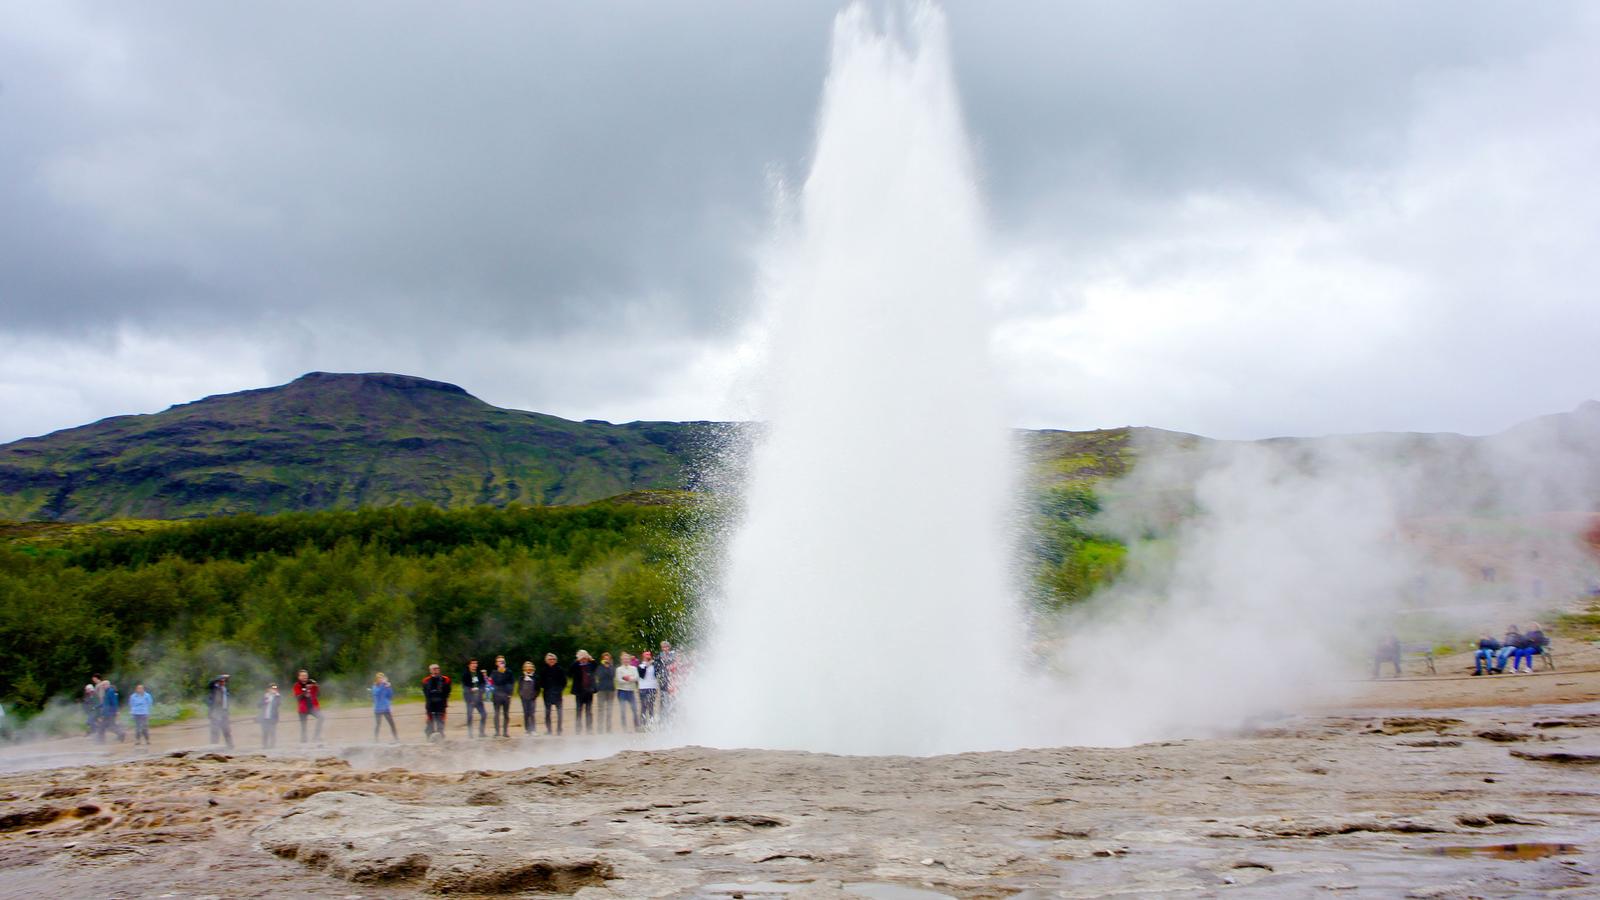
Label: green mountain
xmin=3 ymin=370 xmax=1596 ymax=524
xmin=0 ymin=372 xmax=714 ymax=521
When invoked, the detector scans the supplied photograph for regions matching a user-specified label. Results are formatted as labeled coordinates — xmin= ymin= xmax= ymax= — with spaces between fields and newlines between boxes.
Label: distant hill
xmin=0 ymin=373 xmax=716 ymax=521
xmin=1 ymin=371 xmax=1596 ymax=523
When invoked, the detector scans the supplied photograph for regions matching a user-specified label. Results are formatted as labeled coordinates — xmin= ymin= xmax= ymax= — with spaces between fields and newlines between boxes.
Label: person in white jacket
xmin=614 ymin=654 xmax=640 ymax=732
xmin=637 ymin=650 xmax=660 ymax=726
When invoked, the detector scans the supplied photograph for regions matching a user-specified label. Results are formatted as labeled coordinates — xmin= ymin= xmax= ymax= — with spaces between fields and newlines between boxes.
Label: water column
xmin=687 ymin=3 xmax=1027 ymax=756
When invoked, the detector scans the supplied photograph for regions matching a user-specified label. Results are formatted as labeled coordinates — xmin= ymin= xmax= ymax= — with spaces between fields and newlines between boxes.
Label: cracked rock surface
xmin=2 ymin=704 xmax=1599 ymax=897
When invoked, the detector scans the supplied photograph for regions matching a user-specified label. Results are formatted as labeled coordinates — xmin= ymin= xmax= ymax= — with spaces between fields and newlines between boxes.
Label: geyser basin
xmin=684 ymin=3 xmax=1028 ymax=756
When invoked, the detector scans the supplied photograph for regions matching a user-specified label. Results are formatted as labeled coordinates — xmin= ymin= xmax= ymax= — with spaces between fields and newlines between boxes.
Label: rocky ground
xmin=2 ymin=700 xmax=1599 ymax=898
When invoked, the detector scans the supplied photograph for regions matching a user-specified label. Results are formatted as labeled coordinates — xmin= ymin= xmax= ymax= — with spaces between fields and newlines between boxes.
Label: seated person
xmin=1512 ymin=623 xmax=1548 ymax=672
xmin=1493 ymin=626 xmax=1524 ymax=673
xmin=1472 ymin=634 xmax=1501 ymax=675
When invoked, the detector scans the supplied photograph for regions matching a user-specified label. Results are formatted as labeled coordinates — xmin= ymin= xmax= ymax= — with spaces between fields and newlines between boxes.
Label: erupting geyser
xmin=686 ymin=3 xmax=1028 ymax=755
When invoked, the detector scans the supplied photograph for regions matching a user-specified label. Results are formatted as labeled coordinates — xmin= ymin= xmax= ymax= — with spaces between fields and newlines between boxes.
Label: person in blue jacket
xmin=97 ymin=680 xmax=127 ymax=743
xmin=371 ymin=673 xmax=398 ymax=742
xmin=127 ymin=683 xmax=154 ymax=745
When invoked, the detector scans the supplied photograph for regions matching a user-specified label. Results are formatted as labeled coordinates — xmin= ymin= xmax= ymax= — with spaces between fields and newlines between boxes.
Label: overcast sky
xmin=1 ymin=1 xmax=1596 ymax=444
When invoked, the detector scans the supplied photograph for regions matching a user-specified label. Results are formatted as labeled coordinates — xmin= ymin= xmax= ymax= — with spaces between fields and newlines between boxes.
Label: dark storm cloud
xmin=0 ymin=1 xmax=1595 ymax=443
xmin=3 ymin=1 xmax=1571 ymax=333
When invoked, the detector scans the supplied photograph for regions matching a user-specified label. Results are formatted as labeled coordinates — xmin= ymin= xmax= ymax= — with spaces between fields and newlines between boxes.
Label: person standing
xmin=1371 ymin=635 xmax=1402 ymax=679
xmin=537 ymin=653 xmax=567 ymax=735
xmin=128 ymin=683 xmax=153 ymax=746
xmin=294 ymin=670 xmax=323 ymax=744
xmin=595 ymin=652 xmax=617 ymax=734
xmin=83 ymin=681 xmax=99 ymax=736
xmin=489 ymin=655 xmax=514 ymax=738
xmin=422 ymin=664 xmax=452 ymax=740
xmin=637 ymin=650 xmax=659 ymax=727
xmin=97 ymin=679 xmax=127 ymax=743
xmin=657 ymin=641 xmax=677 ymax=721
xmin=615 ymin=653 xmax=640 ymax=732
xmin=462 ymin=658 xmax=489 ymax=738
xmin=93 ymin=673 xmax=111 ymax=715
xmin=569 ymin=651 xmax=597 ymax=734
xmin=517 ymin=660 xmax=539 ymax=736
xmin=259 ymin=683 xmax=281 ymax=749
xmin=207 ymin=675 xmax=234 ymax=749
xmin=372 ymin=673 xmax=399 ymax=742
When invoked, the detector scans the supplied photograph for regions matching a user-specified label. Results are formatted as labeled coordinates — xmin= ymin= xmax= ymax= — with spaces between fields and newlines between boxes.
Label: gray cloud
xmin=0 ymin=1 xmax=1595 ymax=442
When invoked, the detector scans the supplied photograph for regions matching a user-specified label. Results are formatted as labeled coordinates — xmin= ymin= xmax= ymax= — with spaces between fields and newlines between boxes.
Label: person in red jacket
xmin=293 ymin=669 xmax=324 ymax=744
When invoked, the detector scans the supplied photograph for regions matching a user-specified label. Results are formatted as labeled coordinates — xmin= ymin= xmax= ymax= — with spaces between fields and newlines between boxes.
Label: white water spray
xmin=686 ymin=4 xmax=1027 ymax=756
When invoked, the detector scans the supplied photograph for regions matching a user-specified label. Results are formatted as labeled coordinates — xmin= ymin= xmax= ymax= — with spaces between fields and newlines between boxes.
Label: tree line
xmin=0 ymin=488 xmax=1122 ymax=717
xmin=0 ymin=504 xmax=697 ymax=713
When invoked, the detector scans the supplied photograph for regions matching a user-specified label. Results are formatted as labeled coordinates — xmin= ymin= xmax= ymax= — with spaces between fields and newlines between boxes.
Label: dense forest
xmin=0 ymin=491 xmax=1120 ymax=716
xmin=0 ymin=503 xmax=700 ymax=712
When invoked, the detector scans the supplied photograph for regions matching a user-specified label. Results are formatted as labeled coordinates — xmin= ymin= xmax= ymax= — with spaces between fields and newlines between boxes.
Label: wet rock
xmin=1510 ymin=750 xmax=1600 ymax=766
xmin=1209 ymin=812 xmax=1457 ymax=838
xmin=424 ymin=849 xmax=613 ymax=894
xmin=1453 ymin=812 xmax=1544 ymax=828
xmin=1532 ymin=715 xmax=1600 ymax=728
xmin=1474 ymin=730 xmax=1529 ymax=742
xmin=1379 ymin=717 xmax=1464 ymax=735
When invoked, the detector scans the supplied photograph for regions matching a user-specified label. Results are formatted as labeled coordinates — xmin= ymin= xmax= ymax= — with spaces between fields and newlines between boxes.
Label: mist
xmin=1038 ymin=409 xmax=1600 ymax=747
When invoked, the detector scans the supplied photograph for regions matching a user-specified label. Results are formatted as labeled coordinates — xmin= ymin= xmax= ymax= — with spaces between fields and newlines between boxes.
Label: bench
xmin=1532 ymin=643 xmax=1557 ymax=671
xmin=1402 ymin=643 xmax=1437 ymax=675
xmin=1373 ymin=643 xmax=1434 ymax=676
xmin=1483 ymin=643 xmax=1556 ymax=673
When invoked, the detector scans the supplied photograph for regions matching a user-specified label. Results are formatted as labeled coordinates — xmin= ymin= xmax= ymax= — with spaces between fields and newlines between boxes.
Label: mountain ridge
xmin=2 ymin=372 xmax=1596 ymax=522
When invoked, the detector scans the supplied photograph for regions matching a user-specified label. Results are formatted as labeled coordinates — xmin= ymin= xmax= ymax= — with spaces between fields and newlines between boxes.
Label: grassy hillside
xmin=0 ymin=373 xmax=716 ymax=521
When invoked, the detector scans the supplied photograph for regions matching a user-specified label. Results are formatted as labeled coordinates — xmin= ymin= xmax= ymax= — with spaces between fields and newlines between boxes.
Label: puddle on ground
xmin=696 ymin=883 xmax=954 ymax=899
xmin=698 ymin=882 xmax=804 ymax=897
xmin=845 ymin=884 xmax=956 ymax=900
xmin=1430 ymin=843 xmax=1580 ymax=861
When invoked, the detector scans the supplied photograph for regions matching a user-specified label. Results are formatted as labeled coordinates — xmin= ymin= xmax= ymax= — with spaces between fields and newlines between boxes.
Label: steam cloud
xmin=1043 ymin=412 xmax=1600 ymax=747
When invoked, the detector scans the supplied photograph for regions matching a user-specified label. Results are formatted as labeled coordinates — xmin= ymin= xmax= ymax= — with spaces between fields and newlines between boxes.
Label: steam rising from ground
xmin=685 ymin=4 xmax=1027 ymax=756
xmin=1044 ymin=418 xmax=1600 ymax=746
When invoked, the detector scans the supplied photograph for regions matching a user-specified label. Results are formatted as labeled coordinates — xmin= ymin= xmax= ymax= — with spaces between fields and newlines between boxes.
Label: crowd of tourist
xmin=77 ymin=641 xmax=684 ymax=749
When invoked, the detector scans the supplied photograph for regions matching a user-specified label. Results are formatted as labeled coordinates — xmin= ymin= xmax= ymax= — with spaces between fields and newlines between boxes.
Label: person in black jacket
xmin=1472 ymin=634 xmax=1501 ymax=675
xmin=421 ymin=664 xmax=452 ymax=740
xmin=595 ymin=652 xmax=617 ymax=734
xmin=517 ymin=660 xmax=539 ymax=736
xmin=536 ymin=652 xmax=567 ymax=736
xmin=462 ymin=658 xmax=489 ymax=738
xmin=206 ymin=674 xmax=234 ymax=749
xmin=489 ymin=655 xmax=514 ymax=737
xmin=569 ymin=651 xmax=597 ymax=734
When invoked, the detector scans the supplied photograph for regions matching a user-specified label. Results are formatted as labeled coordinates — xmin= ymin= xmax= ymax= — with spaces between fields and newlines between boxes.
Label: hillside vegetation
xmin=0 ymin=373 xmax=713 ymax=521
